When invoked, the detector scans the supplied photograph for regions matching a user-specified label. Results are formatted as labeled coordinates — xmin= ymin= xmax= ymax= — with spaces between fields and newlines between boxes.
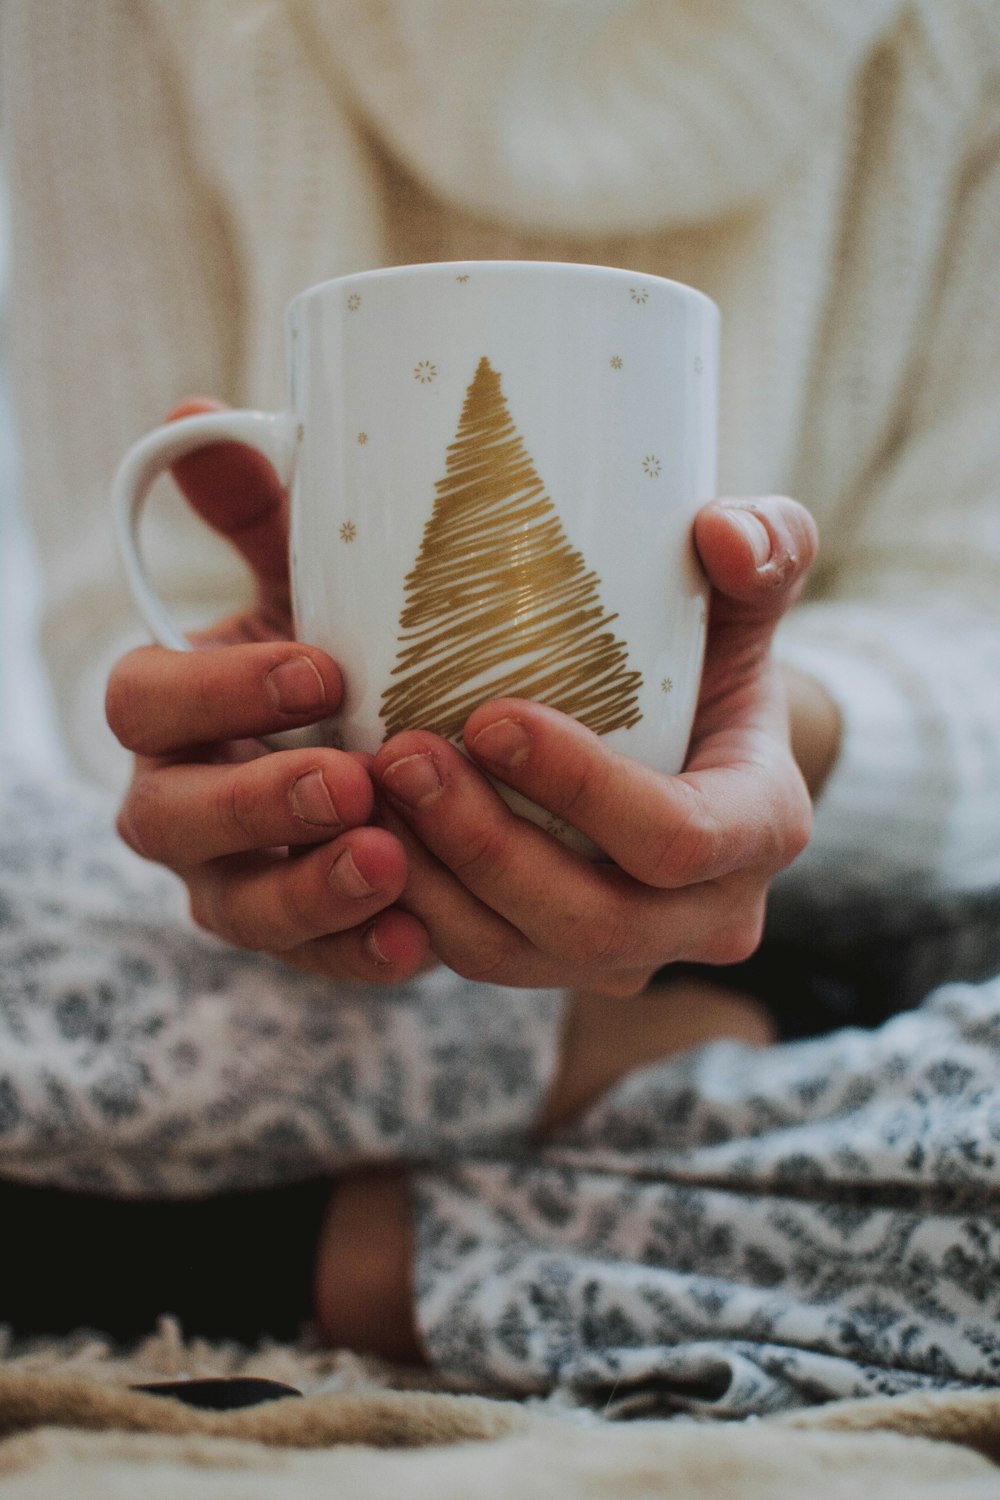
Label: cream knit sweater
xmin=1 ymin=0 xmax=999 ymax=906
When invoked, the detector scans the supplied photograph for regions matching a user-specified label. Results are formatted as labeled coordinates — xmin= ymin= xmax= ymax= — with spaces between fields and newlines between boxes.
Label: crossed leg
xmin=313 ymin=977 xmax=774 ymax=1362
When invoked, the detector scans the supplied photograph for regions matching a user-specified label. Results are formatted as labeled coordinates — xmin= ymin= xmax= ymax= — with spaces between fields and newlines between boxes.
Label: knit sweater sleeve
xmin=0 ymin=0 xmax=391 ymax=786
xmin=0 ymin=0 xmax=249 ymax=786
xmin=774 ymin=93 xmax=1000 ymax=900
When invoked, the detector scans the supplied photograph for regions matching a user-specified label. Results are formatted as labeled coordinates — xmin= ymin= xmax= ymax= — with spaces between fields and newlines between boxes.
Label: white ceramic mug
xmin=113 ymin=260 xmax=718 ymax=852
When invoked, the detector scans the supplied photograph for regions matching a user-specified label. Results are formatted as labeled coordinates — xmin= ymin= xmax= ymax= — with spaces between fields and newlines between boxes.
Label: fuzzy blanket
xmin=0 ymin=1322 xmax=998 ymax=1498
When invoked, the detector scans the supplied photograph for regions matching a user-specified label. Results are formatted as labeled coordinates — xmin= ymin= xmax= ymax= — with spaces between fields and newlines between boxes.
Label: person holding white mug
xmin=108 ymin=261 xmax=822 ymax=1000
xmin=2 ymin=0 xmax=1000 ymax=1413
xmin=105 ymin=360 xmax=820 ymax=1363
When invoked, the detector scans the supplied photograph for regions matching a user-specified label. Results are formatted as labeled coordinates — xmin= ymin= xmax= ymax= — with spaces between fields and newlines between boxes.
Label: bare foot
xmin=313 ymin=977 xmax=774 ymax=1360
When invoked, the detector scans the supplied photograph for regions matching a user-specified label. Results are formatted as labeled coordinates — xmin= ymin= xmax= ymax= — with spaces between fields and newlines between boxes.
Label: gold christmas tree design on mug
xmin=380 ymin=356 xmax=643 ymax=740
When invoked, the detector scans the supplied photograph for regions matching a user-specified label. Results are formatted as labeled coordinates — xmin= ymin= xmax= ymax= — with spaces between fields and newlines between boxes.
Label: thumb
xmin=694 ymin=496 xmax=818 ymax=632
xmin=166 ymin=396 xmax=290 ymax=608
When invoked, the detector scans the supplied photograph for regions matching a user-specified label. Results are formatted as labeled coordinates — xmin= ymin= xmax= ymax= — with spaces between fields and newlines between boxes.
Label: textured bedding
xmin=1 ymin=1325 xmax=999 ymax=1499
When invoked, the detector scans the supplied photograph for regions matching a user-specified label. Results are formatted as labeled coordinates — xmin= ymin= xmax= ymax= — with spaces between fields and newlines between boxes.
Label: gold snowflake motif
xmin=660 ymin=676 xmax=673 ymax=695
xmin=610 ymin=355 xmax=623 ymax=370
xmin=357 ymin=431 xmax=368 ymax=445
xmin=414 ymin=360 xmax=438 ymax=384
xmin=643 ymin=454 xmax=662 ymax=478
xmin=455 ymin=274 xmax=470 ymax=283
xmin=346 ymin=293 xmax=362 ymax=311
xmin=629 ymin=287 xmax=649 ymax=305
xmin=545 ymin=815 xmax=570 ymax=841
xmin=339 ymin=521 xmax=357 ymax=543
xmin=694 ymin=355 xmax=703 ymax=375
xmin=295 ymin=423 xmax=305 ymax=444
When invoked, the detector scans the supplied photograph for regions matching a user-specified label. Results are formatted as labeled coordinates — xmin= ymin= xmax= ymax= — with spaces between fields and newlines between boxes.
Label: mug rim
xmin=288 ymin=259 xmax=718 ymax=319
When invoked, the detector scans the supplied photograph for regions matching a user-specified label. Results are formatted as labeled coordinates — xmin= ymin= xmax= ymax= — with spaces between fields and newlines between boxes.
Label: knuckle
xmin=702 ymin=900 xmax=766 ymax=967
xmin=559 ymin=908 xmax=627 ymax=969
xmin=115 ymin=801 xmax=150 ymax=860
xmin=276 ymin=947 xmax=326 ymax=980
xmin=713 ymin=929 xmax=760 ymax=967
xmin=644 ymin=801 xmax=722 ymax=889
xmin=601 ymin=971 xmax=652 ymax=1000
xmin=192 ymin=655 xmax=223 ymax=726
xmin=757 ymin=774 xmax=813 ymax=874
xmin=105 ymin=657 xmax=155 ymax=753
xmin=187 ymin=883 xmax=225 ymax=942
xmin=780 ymin=790 xmax=813 ymax=867
xmin=272 ymin=863 xmax=324 ymax=949
xmin=446 ymin=930 xmax=524 ymax=990
xmin=449 ymin=821 xmax=511 ymax=882
xmin=119 ymin=777 xmax=170 ymax=862
xmin=217 ymin=770 xmax=262 ymax=848
xmin=284 ymin=941 xmax=380 ymax=985
xmin=447 ymin=939 xmax=514 ymax=985
xmin=549 ymin=752 xmax=612 ymax=824
xmin=190 ymin=884 xmax=267 ymax=951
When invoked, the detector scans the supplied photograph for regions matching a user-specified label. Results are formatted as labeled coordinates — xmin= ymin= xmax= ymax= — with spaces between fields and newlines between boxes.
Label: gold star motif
xmin=643 ymin=454 xmax=662 ymax=478
xmin=660 ymin=677 xmax=673 ymax=695
xmin=340 ymin=521 xmax=357 ymax=543
xmin=610 ymin=355 xmax=623 ymax=369
xmin=357 ymin=432 xmax=368 ymax=445
xmin=346 ymin=293 xmax=362 ymax=311
xmin=629 ymin=287 xmax=649 ymax=305
xmin=455 ymin=274 xmax=470 ymax=283
xmin=414 ymin=360 xmax=438 ymax=384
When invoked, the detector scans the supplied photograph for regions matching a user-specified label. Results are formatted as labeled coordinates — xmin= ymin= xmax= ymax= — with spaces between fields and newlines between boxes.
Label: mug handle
xmin=112 ymin=409 xmax=297 ymax=651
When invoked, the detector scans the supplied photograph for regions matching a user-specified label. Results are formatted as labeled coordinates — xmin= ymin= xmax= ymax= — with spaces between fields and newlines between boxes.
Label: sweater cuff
xmin=773 ymin=631 xmax=938 ymax=899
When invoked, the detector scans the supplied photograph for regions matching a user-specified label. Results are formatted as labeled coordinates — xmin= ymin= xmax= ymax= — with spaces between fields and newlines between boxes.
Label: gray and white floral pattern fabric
xmin=412 ymin=980 xmax=1000 ymax=1416
xmin=0 ymin=760 xmax=563 ymax=1196
xmin=3 ymin=757 xmax=1000 ymax=1419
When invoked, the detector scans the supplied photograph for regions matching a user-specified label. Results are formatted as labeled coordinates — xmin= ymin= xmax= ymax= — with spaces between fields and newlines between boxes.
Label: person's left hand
xmin=369 ymin=495 xmax=817 ymax=997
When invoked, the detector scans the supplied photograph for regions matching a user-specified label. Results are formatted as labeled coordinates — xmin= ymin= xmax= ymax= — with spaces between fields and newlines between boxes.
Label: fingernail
xmin=727 ymin=507 xmax=772 ymax=568
xmin=380 ymin=753 xmax=443 ymax=808
xmin=365 ymin=921 xmax=391 ymax=967
xmin=329 ymin=848 xmax=377 ymax=899
xmin=470 ymin=718 xmax=531 ymax=768
xmin=290 ymin=768 xmax=341 ymax=827
xmin=266 ymin=657 xmax=327 ymax=714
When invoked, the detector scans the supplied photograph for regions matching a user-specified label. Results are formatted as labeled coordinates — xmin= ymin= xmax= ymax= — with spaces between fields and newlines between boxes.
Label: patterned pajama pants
xmin=2 ymin=760 xmax=999 ymax=1417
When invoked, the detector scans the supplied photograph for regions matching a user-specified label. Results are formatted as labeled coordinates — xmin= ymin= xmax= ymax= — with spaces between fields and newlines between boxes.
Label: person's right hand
xmin=106 ymin=399 xmax=430 ymax=983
